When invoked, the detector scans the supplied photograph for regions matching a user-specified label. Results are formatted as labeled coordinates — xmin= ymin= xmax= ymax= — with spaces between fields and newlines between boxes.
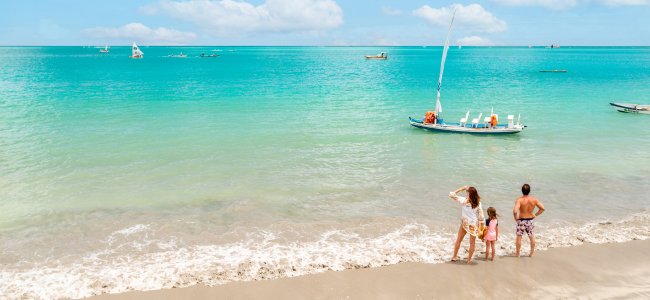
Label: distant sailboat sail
xmin=131 ymin=42 xmax=144 ymax=59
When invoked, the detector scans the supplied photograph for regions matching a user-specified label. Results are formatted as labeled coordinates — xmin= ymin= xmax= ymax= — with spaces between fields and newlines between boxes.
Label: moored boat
xmin=365 ymin=52 xmax=388 ymax=59
xmin=409 ymin=115 xmax=524 ymax=134
xmin=168 ymin=52 xmax=187 ymax=58
xmin=610 ymin=102 xmax=650 ymax=114
xmin=200 ymin=53 xmax=219 ymax=58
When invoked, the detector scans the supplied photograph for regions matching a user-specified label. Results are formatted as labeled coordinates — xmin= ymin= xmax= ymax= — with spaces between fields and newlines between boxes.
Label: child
xmin=484 ymin=207 xmax=499 ymax=261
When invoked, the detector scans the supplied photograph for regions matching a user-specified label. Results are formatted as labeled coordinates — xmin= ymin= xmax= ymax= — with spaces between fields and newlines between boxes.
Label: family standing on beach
xmin=448 ymin=183 xmax=545 ymax=263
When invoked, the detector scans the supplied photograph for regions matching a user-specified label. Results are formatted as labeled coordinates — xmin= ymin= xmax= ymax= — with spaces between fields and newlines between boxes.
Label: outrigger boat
xmin=409 ymin=11 xmax=525 ymax=135
xmin=610 ymin=102 xmax=650 ymax=114
xmin=365 ymin=52 xmax=388 ymax=60
xmin=130 ymin=42 xmax=144 ymax=59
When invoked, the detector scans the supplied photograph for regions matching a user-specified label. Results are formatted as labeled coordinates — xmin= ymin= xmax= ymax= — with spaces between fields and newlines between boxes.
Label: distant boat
xmin=130 ymin=42 xmax=144 ymax=59
xmin=211 ymin=49 xmax=223 ymax=52
xmin=99 ymin=45 xmax=109 ymax=53
xmin=409 ymin=10 xmax=525 ymax=135
xmin=546 ymin=44 xmax=561 ymax=49
xmin=200 ymin=53 xmax=219 ymax=58
xmin=539 ymin=70 xmax=567 ymax=73
xmin=168 ymin=52 xmax=187 ymax=58
xmin=458 ymin=45 xmax=462 ymax=49
xmin=365 ymin=52 xmax=388 ymax=60
xmin=610 ymin=103 xmax=650 ymax=114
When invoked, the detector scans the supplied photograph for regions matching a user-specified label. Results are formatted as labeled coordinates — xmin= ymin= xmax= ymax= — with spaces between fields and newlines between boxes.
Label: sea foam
xmin=0 ymin=212 xmax=648 ymax=299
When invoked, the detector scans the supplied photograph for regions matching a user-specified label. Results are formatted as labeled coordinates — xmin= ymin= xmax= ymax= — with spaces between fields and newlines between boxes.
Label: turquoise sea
xmin=1 ymin=46 xmax=649 ymax=298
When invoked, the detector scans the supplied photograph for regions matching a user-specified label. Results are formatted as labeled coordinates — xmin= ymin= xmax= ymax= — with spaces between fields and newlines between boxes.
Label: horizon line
xmin=1 ymin=45 xmax=650 ymax=47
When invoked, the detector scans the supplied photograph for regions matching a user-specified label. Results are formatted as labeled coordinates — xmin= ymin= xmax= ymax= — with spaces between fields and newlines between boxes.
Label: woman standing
xmin=448 ymin=186 xmax=485 ymax=263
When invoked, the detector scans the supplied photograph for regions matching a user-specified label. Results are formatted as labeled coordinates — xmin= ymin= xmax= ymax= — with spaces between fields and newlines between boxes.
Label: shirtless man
xmin=513 ymin=184 xmax=545 ymax=257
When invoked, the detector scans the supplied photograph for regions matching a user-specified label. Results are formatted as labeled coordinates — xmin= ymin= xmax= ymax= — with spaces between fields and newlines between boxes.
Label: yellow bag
xmin=477 ymin=223 xmax=487 ymax=240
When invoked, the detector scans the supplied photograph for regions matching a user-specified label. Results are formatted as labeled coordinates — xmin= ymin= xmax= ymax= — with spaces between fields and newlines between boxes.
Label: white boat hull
xmin=409 ymin=118 xmax=524 ymax=134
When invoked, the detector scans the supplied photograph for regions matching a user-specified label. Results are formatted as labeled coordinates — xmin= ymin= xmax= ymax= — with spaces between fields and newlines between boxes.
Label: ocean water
xmin=1 ymin=46 xmax=649 ymax=299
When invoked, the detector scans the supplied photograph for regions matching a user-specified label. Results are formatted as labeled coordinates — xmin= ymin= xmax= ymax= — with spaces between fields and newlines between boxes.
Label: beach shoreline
xmin=89 ymin=239 xmax=650 ymax=299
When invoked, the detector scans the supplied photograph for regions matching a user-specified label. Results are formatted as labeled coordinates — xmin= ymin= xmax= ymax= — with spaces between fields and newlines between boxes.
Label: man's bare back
xmin=514 ymin=196 xmax=543 ymax=220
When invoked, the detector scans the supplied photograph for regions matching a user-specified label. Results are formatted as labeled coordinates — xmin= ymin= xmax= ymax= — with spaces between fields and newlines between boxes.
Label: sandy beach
xmin=89 ymin=239 xmax=650 ymax=299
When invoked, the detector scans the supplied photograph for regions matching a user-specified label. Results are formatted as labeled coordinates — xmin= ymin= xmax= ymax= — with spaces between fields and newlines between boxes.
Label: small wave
xmin=1 ymin=212 xmax=648 ymax=299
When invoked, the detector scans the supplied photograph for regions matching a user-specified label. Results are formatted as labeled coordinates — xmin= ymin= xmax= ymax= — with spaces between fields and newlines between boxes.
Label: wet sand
xmin=89 ymin=240 xmax=650 ymax=299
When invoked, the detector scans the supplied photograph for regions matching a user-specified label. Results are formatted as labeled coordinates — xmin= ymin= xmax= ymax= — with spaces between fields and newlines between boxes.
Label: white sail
xmin=131 ymin=42 xmax=144 ymax=58
xmin=435 ymin=10 xmax=456 ymax=116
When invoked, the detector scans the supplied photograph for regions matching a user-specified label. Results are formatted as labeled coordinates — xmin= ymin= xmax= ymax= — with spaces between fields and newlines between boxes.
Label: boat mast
xmin=435 ymin=10 xmax=456 ymax=117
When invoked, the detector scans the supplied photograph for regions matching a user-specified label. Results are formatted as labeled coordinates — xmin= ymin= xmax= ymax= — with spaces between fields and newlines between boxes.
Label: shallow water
xmin=1 ymin=46 xmax=649 ymax=298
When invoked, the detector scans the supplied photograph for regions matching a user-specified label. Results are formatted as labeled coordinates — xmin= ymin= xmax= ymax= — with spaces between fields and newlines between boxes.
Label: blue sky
xmin=1 ymin=0 xmax=649 ymax=46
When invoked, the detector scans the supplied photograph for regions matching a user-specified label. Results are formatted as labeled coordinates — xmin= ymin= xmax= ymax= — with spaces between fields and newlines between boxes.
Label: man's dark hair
xmin=522 ymin=184 xmax=531 ymax=195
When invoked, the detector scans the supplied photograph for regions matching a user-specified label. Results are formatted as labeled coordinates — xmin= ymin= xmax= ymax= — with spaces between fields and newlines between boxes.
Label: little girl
xmin=484 ymin=207 xmax=499 ymax=261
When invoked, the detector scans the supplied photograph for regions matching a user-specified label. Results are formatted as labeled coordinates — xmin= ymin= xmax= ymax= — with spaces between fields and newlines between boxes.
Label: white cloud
xmin=413 ymin=4 xmax=507 ymax=33
xmin=457 ymin=35 xmax=494 ymax=46
xmin=84 ymin=23 xmax=197 ymax=44
xmin=492 ymin=0 xmax=580 ymax=10
xmin=601 ymin=0 xmax=650 ymax=5
xmin=145 ymin=0 xmax=343 ymax=36
xmin=381 ymin=6 xmax=402 ymax=16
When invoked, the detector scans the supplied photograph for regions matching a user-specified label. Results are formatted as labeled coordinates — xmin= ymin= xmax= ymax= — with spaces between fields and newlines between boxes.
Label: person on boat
xmin=448 ymin=185 xmax=485 ymax=263
xmin=513 ymin=183 xmax=545 ymax=257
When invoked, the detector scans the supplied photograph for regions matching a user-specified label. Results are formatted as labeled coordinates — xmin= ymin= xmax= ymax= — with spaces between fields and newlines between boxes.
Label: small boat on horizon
xmin=99 ymin=45 xmax=109 ymax=53
xmin=546 ymin=44 xmax=561 ymax=49
xmin=168 ymin=52 xmax=187 ymax=58
xmin=365 ymin=52 xmax=388 ymax=60
xmin=610 ymin=102 xmax=650 ymax=114
xmin=200 ymin=53 xmax=219 ymax=58
xmin=409 ymin=10 xmax=525 ymax=135
xmin=130 ymin=42 xmax=143 ymax=59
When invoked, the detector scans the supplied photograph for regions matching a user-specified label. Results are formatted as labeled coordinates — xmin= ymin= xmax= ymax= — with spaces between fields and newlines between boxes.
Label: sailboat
xmin=130 ymin=42 xmax=144 ymax=59
xmin=99 ymin=45 xmax=109 ymax=53
xmin=409 ymin=11 xmax=524 ymax=135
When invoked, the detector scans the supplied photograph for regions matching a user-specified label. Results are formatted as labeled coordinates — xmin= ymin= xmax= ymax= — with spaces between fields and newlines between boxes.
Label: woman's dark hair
xmin=467 ymin=187 xmax=480 ymax=209
xmin=522 ymin=184 xmax=531 ymax=195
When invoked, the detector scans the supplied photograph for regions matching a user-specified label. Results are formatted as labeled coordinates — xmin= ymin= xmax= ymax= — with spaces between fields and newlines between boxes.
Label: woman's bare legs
xmin=467 ymin=235 xmax=476 ymax=263
xmin=452 ymin=225 xmax=466 ymax=261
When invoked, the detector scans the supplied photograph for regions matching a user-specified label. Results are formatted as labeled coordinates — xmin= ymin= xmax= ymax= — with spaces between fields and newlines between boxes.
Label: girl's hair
xmin=487 ymin=207 xmax=498 ymax=219
xmin=467 ymin=187 xmax=480 ymax=209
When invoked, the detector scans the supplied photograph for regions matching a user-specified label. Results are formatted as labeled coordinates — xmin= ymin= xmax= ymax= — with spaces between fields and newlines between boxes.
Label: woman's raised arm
xmin=448 ymin=186 xmax=468 ymax=201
